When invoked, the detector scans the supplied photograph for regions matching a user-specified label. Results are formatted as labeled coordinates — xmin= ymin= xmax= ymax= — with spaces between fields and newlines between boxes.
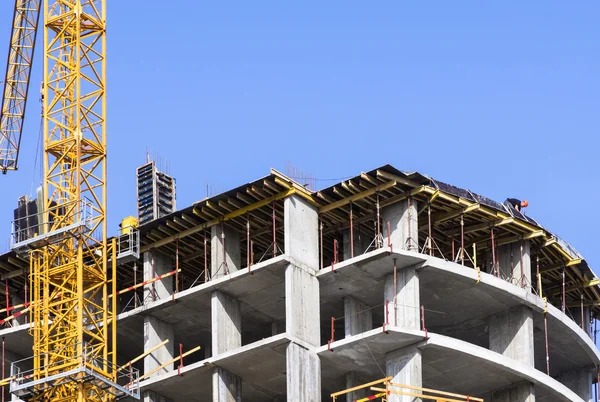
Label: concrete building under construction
xmin=0 ymin=164 xmax=598 ymax=402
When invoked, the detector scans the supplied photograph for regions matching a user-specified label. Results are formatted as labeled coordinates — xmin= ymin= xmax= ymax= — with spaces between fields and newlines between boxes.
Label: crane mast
xmin=0 ymin=0 xmax=41 ymax=173
xmin=1 ymin=0 xmax=138 ymax=400
xmin=30 ymin=0 xmax=113 ymax=400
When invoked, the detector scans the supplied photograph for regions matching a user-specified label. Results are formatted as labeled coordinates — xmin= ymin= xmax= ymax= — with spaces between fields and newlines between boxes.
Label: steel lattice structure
xmin=26 ymin=1 xmax=117 ymax=400
xmin=0 ymin=0 xmax=41 ymax=173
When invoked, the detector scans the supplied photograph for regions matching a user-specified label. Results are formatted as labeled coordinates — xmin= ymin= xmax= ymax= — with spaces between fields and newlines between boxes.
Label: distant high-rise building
xmin=136 ymin=161 xmax=176 ymax=225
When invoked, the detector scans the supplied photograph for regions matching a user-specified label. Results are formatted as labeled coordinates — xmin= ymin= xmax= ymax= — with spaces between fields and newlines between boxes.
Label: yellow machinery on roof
xmin=1 ymin=1 xmax=137 ymax=401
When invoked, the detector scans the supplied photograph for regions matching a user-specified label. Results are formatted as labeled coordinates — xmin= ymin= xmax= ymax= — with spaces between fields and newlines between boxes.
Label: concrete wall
xmin=497 ymin=240 xmax=531 ymax=291
xmin=143 ymin=316 xmax=174 ymax=377
xmin=382 ymin=199 xmax=418 ymax=252
xmin=386 ymin=345 xmax=422 ymax=402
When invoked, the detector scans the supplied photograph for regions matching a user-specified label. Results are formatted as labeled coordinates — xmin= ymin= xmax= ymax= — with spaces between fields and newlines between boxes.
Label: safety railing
xmin=11 ymin=198 xmax=94 ymax=252
xmin=10 ymin=341 xmax=139 ymax=400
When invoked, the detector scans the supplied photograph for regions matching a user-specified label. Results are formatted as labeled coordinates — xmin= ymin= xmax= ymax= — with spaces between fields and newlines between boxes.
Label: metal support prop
xmin=4 ymin=281 xmax=8 ymax=321
xmin=320 ymin=218 xmax=323 ymax=269
xmin=452 ymin=238 xmax=455 ymax=261
xmin=406 ymin=196 xmax=413 ymax=250
xmin=562 ymin=267 xmax=566 ymax=313
xmin=581 ymin=294 xmax=585 ymax=331
xmin=331 ymin=239 xmax=338 ymax=272
xmin=460 ymin=215 xmax=465 ymax=265
xmin=204 ymin=230 xmax=209 ymax=283
xmin=383 ymin=299 xmax=389 ymax=333
xmin=221 ymin=221 xmax=228 ymax=275
xmin=376 ymin=193 xmax=381 ymax=249
xmin=350 ymin=202 xmax=354 ymax=258
xmin=393 ymin=258 xmax=397 ymax=326
xmin=177 ymin=343 xmax=183 ymax=376
xmin=174 ymin=238 xmax=179 ymax=300
xmin=151 ymin=255 xmax=156 ymax=302
xmin=246 ymin=215 xmax=251 ymax=273
xmin=428 ymin=203 xmax=433 ymax=256
xmin=387 ymin=221 xmax=392 ymax=252
xmin=544 ymin=308 xmax=550 ymax=375
xmin=272 ymin=200 xmax=277 ymax=258
xmin=491 ymin=229 xmax=498 ymax=277
xmin=421 ymin=305 xmax=428 ymax=339
xmin=328 ymin=317 xmax=335 ymax=351
xmin=536 ymin=256 xmax=542 ymax=298
xmin=133 ymin=262 xmax=138 ymax=309
xmin=520 ymin=240 xmax=525 ymax=288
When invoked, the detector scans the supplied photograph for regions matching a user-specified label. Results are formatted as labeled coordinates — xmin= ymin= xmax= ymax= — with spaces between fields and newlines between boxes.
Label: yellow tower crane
xmin=1 ymin=1 xmax=138 ymax=401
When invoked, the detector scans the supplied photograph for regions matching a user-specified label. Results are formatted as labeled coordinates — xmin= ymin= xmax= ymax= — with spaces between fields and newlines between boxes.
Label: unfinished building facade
xmin=0 ymin=165 xmax=598 ymax=401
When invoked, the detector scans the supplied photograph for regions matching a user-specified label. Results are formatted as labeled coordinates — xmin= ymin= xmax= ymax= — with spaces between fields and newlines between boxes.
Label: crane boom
xmin=0 ymin=0 xmax=41 ymax=173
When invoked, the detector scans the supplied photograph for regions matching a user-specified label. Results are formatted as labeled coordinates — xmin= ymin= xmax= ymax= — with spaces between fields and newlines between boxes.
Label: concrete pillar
xmin=284 ymin=194 xmax=321 ymax=401
xmin=284 ymin=194 xmax=319 ymax=269
xmin=271 ymin=320 xmax=284 ymax=336
xmin=559 ymin=367 xmax=593 ymax=402
xmin=211 ymin=224 xmax=241 ymax=279
xmin=213 ymin=367 xmax=242 ymax=402
xmin=143 ymin=390 xmax=173 ymax=402
xmin=382 ymin=199 xmax=418 ymax=252
xmin=489 ymin=306 xmax=535 ymax=401
xmin=143 ymin=316 xmax=174 ymax=377
xmin=384 ymin=267 xmax=420 ymax=329
xmin=342 ymin=228 xmax=372 ymax=260
xmin=11 ymin=294 xmax=25 ymax=326
xmin=489 ymin=306 xmax=534 ymax=366
xmin=386 ymin=345 xmax=422 ymax=402
xmin=345 ymin=372 xmax=368 ymax=402
xmin=211 ymin=291 xmax=242 ymax=401
xmin=497 ymin=240 xmax=531 ymax=291
xmin=211 ymin=291 xmax=241 ymax=355
xmin=491 ymin=382 xmax=535 ymax=402
xmin=344 ymin=297 xmax=372 ymax=337
xmin=569 ymin=306 xmax=592 ymax=338
xmin=286 ymin=342 xmax=321 ymax=402
xmin=143 ymin=250 xmax=173 ymax=302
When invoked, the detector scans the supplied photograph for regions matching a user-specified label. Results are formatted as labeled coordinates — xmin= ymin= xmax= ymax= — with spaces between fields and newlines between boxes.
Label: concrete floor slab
xmin=134 ymin=334 xmax=293 ymax=402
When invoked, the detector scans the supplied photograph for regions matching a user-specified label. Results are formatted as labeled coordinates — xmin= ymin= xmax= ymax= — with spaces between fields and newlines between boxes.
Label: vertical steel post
xmin=151 ymin=255 xmax=156 ymax=302
xmin=544 ymin=313 xmax=550 ymax=375
xmin=175 ymin=238 xmax=179 ymax=298
xmin=428 ymin=203 xmax=433 ymax=256
xmin=246 ymin=214 xmax=250 ymax=272
xmin=204 ymin=230 xmax=208 ymax=283
xmin=460 ymin=215 xmax=465 ymax=265
xmin=272 ymin=200 xmax=277 ymax=258
xmin=376 ymin=193 xmax=381 ymax=249
xmin=349 ymin=202 xmax=354 ymax=259
xmin=221 ymin=221 xmax=227 ymax=275
xmin=393 ymin=258 xmax=397 ymax=326
xmin=320 ymin=218 xmax=323 ymax=269
xmin=491 ymin=229 xmax=497 ymax=277
xmin=562 ymin=267 xmax=566 ymax=313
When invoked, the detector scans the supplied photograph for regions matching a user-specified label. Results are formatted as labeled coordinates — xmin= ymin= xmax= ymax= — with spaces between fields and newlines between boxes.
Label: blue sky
xmin=0 ymin=2 xmax=598 ymax=270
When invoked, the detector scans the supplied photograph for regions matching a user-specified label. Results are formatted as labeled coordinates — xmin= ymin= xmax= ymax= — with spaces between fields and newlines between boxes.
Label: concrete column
xmin=286 ymin=342 xmax=321 ymax=402
xmin=211 ymin=224 xmax=241 ymax=279
xmin=386 ymin=345 xmax=422 ymax=402
xmin=569 ymin=306 xmax=592 ymax=338
xmin=211 ymin=291 xmax=242 ymax=401
xmin=213 ymin=367 xmax=242 ymax=402
xmin=284 ymin=194 xmax=318 ymax=269
xmin=143 ymin=250 xmax=173 ymax=302
xmin=342 ymin=228 xmax=372 ymax=260
xmin=271 ymin=320 xmax=284 ymax=336
xmin=489 ymin=306 xmax=535 ymax=401
xmin=143 ymin=316 xmax=174 ymax=377
xmin=497 ymin=240 xmax=531 ymax=291
xmin=559 ymin=367 xmax=593 ymax=402
xmin=284 ymin=194 xmax=321 ymax=401
xmin=344 ymin=296 xmax=372 ymax=337
xmin=345 ymin=372 xmax=368 ymax=402
xmin=382 ymin=199 xmax=418 ymax=252
xmin=489 ymin=306 xmax=534 ymax=366
xmin=491 ymin=382 xmax=535 ymax=402
xmin=11 ymin=293 xmax=25 ymax=326
xmin=211 ymin=291 xmax=241 ymax=355
xmin=384 ymin=267 xmax=420 ymax=329
xmin=143 ymin=390 xmax=173 ymax=402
